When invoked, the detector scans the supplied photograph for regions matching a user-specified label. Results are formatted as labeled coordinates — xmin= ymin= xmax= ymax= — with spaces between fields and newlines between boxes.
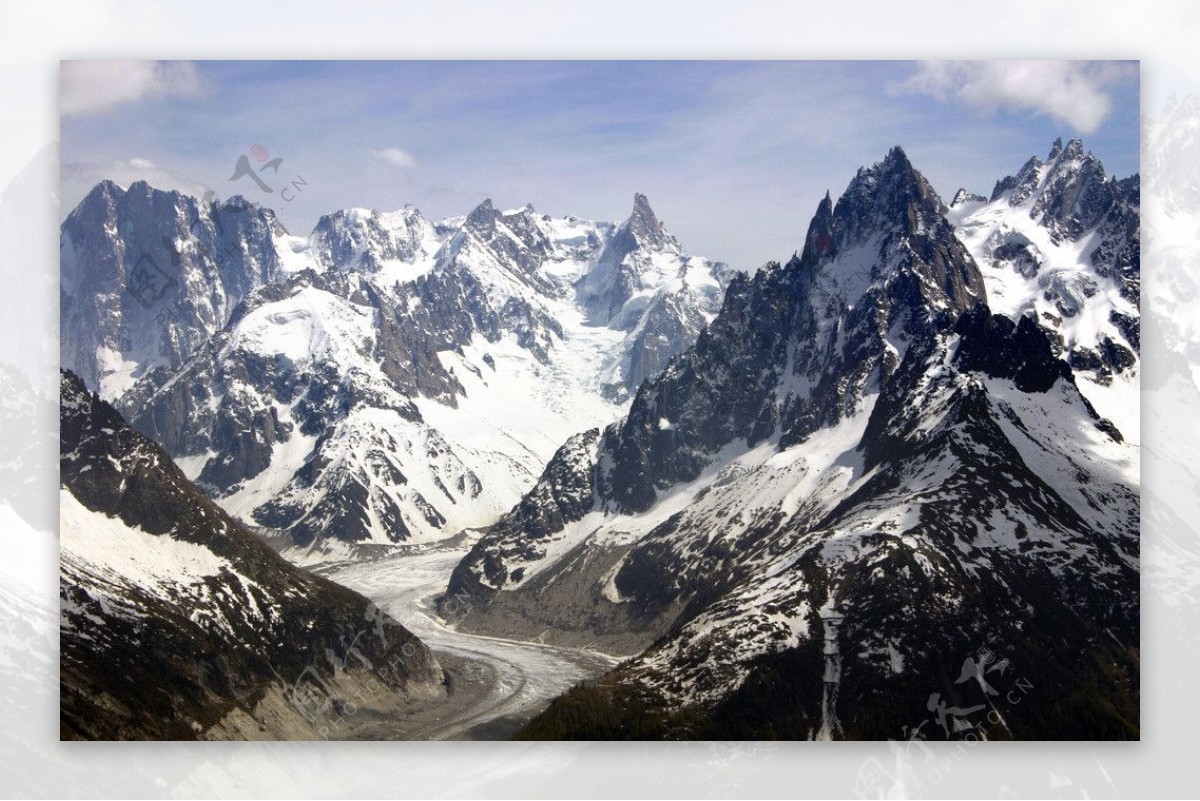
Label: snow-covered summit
xmin=951 ymin=138 xmax=1140 ymax=439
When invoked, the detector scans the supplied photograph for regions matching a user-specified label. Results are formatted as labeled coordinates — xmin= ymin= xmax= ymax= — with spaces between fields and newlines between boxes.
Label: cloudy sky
xmin=60 ymin=60 xmax=1139 ymax=269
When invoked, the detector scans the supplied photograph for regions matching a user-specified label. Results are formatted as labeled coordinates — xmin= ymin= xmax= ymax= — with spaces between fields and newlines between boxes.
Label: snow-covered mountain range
xmin=447 ymin=142 xmax=1140 ymax=740
xmin=61 ymin=186 xmax=736 ymax=558
xmin=58 ymin=138 xmax=1139 ymax=740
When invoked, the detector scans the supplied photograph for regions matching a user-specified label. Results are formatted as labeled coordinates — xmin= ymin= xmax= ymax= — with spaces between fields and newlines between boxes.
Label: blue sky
xmin=60 ymin=60 xmax=1140 ymax=269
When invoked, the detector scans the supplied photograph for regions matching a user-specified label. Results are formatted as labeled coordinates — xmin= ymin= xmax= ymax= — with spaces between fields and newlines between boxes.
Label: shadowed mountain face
xmin=59 ymin=370 xmax=444 ymax=740
xmin=447 ymin=146 xmax=1139 ymax=740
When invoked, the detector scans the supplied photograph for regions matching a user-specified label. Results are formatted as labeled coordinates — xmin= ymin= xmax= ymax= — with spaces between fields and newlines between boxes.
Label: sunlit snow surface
xmin=60 ymin=490 xmax=229 ymax=597
xmin=949 ymin=177 xmax=1141 ymax=446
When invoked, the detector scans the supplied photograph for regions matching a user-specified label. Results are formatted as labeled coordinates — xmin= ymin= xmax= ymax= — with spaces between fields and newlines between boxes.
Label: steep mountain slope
xmin=102 ymin=193 xmax=735 ymax=558
xmin=447 ymin=146 xmax=1139 ymax=740
xmin=60 ymin=181 xmax=309 ymax=400
xmin=59 ymin=371 xmax=444 ymax=740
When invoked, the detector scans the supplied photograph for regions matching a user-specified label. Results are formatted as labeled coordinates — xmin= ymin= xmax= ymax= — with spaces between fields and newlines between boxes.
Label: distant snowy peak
xmin=309 ymin=204 xmax=440 ymax=275
xmin=577 ymin=193 xmax=691 ymax=326
xmin=105 ymin=186 xmax=735 ymax=556
xmin=627 ymin=192 xmax=682 ymax=254
xmin=441 ymin=198 xmax=567 ymax=298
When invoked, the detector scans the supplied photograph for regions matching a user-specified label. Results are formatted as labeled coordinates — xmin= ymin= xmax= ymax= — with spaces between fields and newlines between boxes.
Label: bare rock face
xmin=60 ymin=181 xmax=289 ymax=400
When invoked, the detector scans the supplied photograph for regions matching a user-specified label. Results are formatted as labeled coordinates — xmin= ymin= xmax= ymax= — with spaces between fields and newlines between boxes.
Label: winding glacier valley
xmin=318 ymin=541 xmax=619 ymax=740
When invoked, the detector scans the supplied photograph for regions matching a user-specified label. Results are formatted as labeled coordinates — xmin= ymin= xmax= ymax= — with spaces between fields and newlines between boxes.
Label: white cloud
xmin=370 ymin=147 xmax=418 ymax=169
xmin=896 ymin=61 xmax=1135 ymax=134
xmin=61 ymin=60 xmax=204 ymax=116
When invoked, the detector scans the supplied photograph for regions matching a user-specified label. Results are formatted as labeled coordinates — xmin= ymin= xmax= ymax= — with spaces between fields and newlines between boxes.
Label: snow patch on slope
xmin=60 ymin=490 xmax=229 ymax=604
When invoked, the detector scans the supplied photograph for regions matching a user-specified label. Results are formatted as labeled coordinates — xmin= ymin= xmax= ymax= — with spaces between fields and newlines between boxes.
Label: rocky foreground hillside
xmin=60 ymin=371 xmax=445 ymax=740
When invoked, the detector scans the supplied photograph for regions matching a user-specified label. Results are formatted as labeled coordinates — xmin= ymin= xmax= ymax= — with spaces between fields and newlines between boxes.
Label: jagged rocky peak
xmin=834 ymin=145 xmax=949 ymax=243
xmin=626 ymin=192 xmax=679 ymax=253
xmin=464 ymin=197 xmax=497 ymax=236
xmin=1033 ymin=138 xmax=1119 ymax=242
xmin=986 ymin=137 xmax=1127 ymax=241
xmin=952 ymin=138 xmax=1141 ymax=390
xmin=576 ymin=193 xmax=687 ymax=325
xmin=951 ymin=188 xmax=987 ymax=207
xmin=806 ymin=146 xmax=986 ymax=322
xmin=1048 ymin=135 xmax=1064 ymax=160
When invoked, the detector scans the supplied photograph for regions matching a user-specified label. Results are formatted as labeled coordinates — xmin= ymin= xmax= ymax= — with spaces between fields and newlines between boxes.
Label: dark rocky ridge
xmin=59 ymin=370 xmax=444 ymax=740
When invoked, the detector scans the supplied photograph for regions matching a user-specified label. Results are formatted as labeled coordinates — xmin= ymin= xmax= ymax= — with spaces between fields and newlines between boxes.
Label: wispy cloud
xmin=61 ymin=60 xmax=204 ymax=116
xmin=61 ymin=157 xmax=211 ymax=205
xmin=894 ymin=60 xmax=1136 ymax=134
xmin=370 ymin=147 xmax=418 ymax=169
